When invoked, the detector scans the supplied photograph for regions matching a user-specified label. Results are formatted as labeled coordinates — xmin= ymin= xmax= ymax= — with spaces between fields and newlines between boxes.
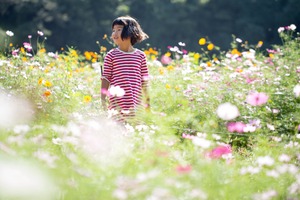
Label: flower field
xmin=0 ymin=25 xmax=300 ymax=200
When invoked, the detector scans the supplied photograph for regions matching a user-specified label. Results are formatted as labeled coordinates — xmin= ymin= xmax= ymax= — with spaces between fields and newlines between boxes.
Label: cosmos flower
xmin=293 ymin=84 xmax=300 ymax=97
xmin=216 ymin=102 xmax=240 ymax=120
xmin=161 ymin=54 xmax=172 ymax=65
xmin=108 ymin=85 xmax=125 ymax=97
xmin=278 ymin=27 xmax=285 ymax=33
xmin=6 ymin=30 xmax=14 ymax=37
xmin=246 ymin=92 xmax=269 ymax=106
xmin=207 ymin=144 xmax=232 ymax=159
xmin=37 ymin=30 xmax=44 ymax=36
xmin=176 ymin=165 xmax=192 ymax=174
xmin=227 ymin=122 xmax=246 ymax=133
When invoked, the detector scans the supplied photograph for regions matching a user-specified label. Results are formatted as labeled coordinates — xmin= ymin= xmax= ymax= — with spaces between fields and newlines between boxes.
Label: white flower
xmin=256 ymin=156 xmax=274 ymax=167
xmin=178 ymin=42 xmax=186 ymax=46
xmin=236 ymin=38 xmax=242 ymax=43
xmin=0 ymin=158 xmax=56 ymax=199
xmin=37 ymin=30 xmax=44 ymax=36
xmin=109 ymin=85 xmax=125 ymax=97
xmin=216 ymin=102 xmax=240 ymax=120
xmin=6 ymin=30 xmax=14 ymax=37
xmin=278 ymin=27 xmax=285 ymax=33
xmin=243 ymin=124 xmax=256 ymax=132
xmin=0 ymin=91 xmax=34 ymax=128
xmin=267 ymin=123 xmax=275 ymax=131
xmin=278 ymin=154 xmax=291 ymax=162
xmin=289 ymin=24 xmax=297 ymax=31
xmin=293 ymin=84 xmax=300 ymax=97
xmin=52 ymin=138 xmax=62 ymax=145
xmin=192 ymin=137 xmax=211 ymax=149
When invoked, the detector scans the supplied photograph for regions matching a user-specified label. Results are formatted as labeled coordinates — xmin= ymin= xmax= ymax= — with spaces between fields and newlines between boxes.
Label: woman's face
xmin=111 ymin=25 xmax=124 ymax=45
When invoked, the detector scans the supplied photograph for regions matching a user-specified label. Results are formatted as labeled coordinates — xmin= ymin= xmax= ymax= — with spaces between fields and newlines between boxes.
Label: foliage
xmin=0 ymin=25 xmax=300 ymax=199
xmin=0 ymin=0 xmax=300 ymax=52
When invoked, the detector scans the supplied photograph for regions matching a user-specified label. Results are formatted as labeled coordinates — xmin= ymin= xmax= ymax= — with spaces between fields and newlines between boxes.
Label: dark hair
xmin=112 ymin=16 xmax=149 ymax=45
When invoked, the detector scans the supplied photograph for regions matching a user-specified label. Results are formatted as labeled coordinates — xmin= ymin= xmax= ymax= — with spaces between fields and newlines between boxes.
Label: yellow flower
xmin=22 ymin=57 xmax=27 ymax=62
xmin=207 ymin=43 xmax=214 ymax=51
xmin=269 ymin=53 xmax=274 ymax=58
xmin=158 ymin=67 xmax=165 ymax=75
xmin=9 ymin=43 xmax=13 ymax=47
xmin=38 ymin=78 xmax=44 ymax=85
xmin=103 ymin=34 xmax=107 ymax=39
xmin=83 ymin=95 xmax=92 ymax=103
xmin=70 ymin=49 xmax=78 ymax=58
xmin=167 ymin=65 xmax=174 ymax=71
xmin=231 ymin=48 xmax=241 ymax=56
xmin=43 ymin=90 xmax=51 ymax=97
xmin=84 ymin=51 xmax=92 ymax=60
xmin=20 ymin=47 xmax=25 ymax=53
xmin=165 ymin=84 xmax=171 ymax=89
xmin=199 ymin=38 xmax=206 ymax=45
xmin=44 ymin=80 xmax=52 ymax=87
xmin=257 ymin=41 xmax=263 ymax=48
xmin=165 ymin=52 xmax=171 ymax=57
xmin=100 ymin=46 xmax=107 ymax=52
xmin=193 ymin=53 xmax=201 ymax=60
xmin=39 ymin=48 xmax=46 ymax=54
xmin=175 ymin=86 xmax=180 ymax=91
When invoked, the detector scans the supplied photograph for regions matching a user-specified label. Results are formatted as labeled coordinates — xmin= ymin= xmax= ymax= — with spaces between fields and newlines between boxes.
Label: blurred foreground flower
xmin=0 ymin=157 xmax=57 ymax=200
xmin=227 ymin=121 xmax=246 ymax=133
xmin=207 ymin=144 xmax=232 ymax=159
xmin=293 ymin=84 xmax=300 ymax=97
xmin=216 ymin=102 xmax=240 ymax=120
xmin=246 ymin=92 xmax=268 ymax=106
xmin=0 ymin=90 xmax=34 ymax=128
xmin=109 ymin=85 xmax=125 ymax=97
xmin=78 ymin=118 xmax=132 ymax=166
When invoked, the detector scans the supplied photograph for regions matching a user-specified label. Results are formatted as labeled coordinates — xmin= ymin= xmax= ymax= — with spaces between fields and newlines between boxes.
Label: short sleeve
xmin=102 ymin=51 xmax=113 ymax=82
xmin=141 ymin=52 xmax=149 ymax=83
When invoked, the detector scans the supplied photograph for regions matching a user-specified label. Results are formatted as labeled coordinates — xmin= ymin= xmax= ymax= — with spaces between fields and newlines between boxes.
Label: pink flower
xmin=176 ymin=165 xmax=192 ymax=174
xmin=182 ymin=133 xmax=194 ymax=139
xmin=227 ymin=122 xmax=246 ymax=133
xmin=23 ymin=42 xmax=32 ymax=51
xmin=246 ymin=92 xmax=268 ymax=106
xmin=161 ymin=55 xmax=172 ymax=65
xmin=207 ymin=144 xmax=232 ymax=159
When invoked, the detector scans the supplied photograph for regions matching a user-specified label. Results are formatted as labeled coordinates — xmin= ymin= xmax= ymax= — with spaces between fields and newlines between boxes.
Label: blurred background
xmin=1 ymin=0 xmax=299 ymax=53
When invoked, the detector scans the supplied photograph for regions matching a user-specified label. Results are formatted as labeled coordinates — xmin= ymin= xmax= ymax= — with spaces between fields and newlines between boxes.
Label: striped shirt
xmin=102 ymin=48 xmax=149 ymax=119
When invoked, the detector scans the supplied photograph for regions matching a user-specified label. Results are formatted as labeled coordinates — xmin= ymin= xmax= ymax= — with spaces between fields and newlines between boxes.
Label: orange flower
xmin=43 ymin=90 xmax=51 ymax=97
xmin=231 ymin=48 xmax=242 ymax=56
xmin=84 ymin=51 xmax=92 ymax=60
xmin=207 ymin=43 xmax=214 ymax=51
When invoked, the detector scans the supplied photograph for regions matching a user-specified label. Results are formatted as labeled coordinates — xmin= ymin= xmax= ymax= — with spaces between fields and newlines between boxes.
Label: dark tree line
xmin=1 ymin=0 xmax=299 ymax=53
